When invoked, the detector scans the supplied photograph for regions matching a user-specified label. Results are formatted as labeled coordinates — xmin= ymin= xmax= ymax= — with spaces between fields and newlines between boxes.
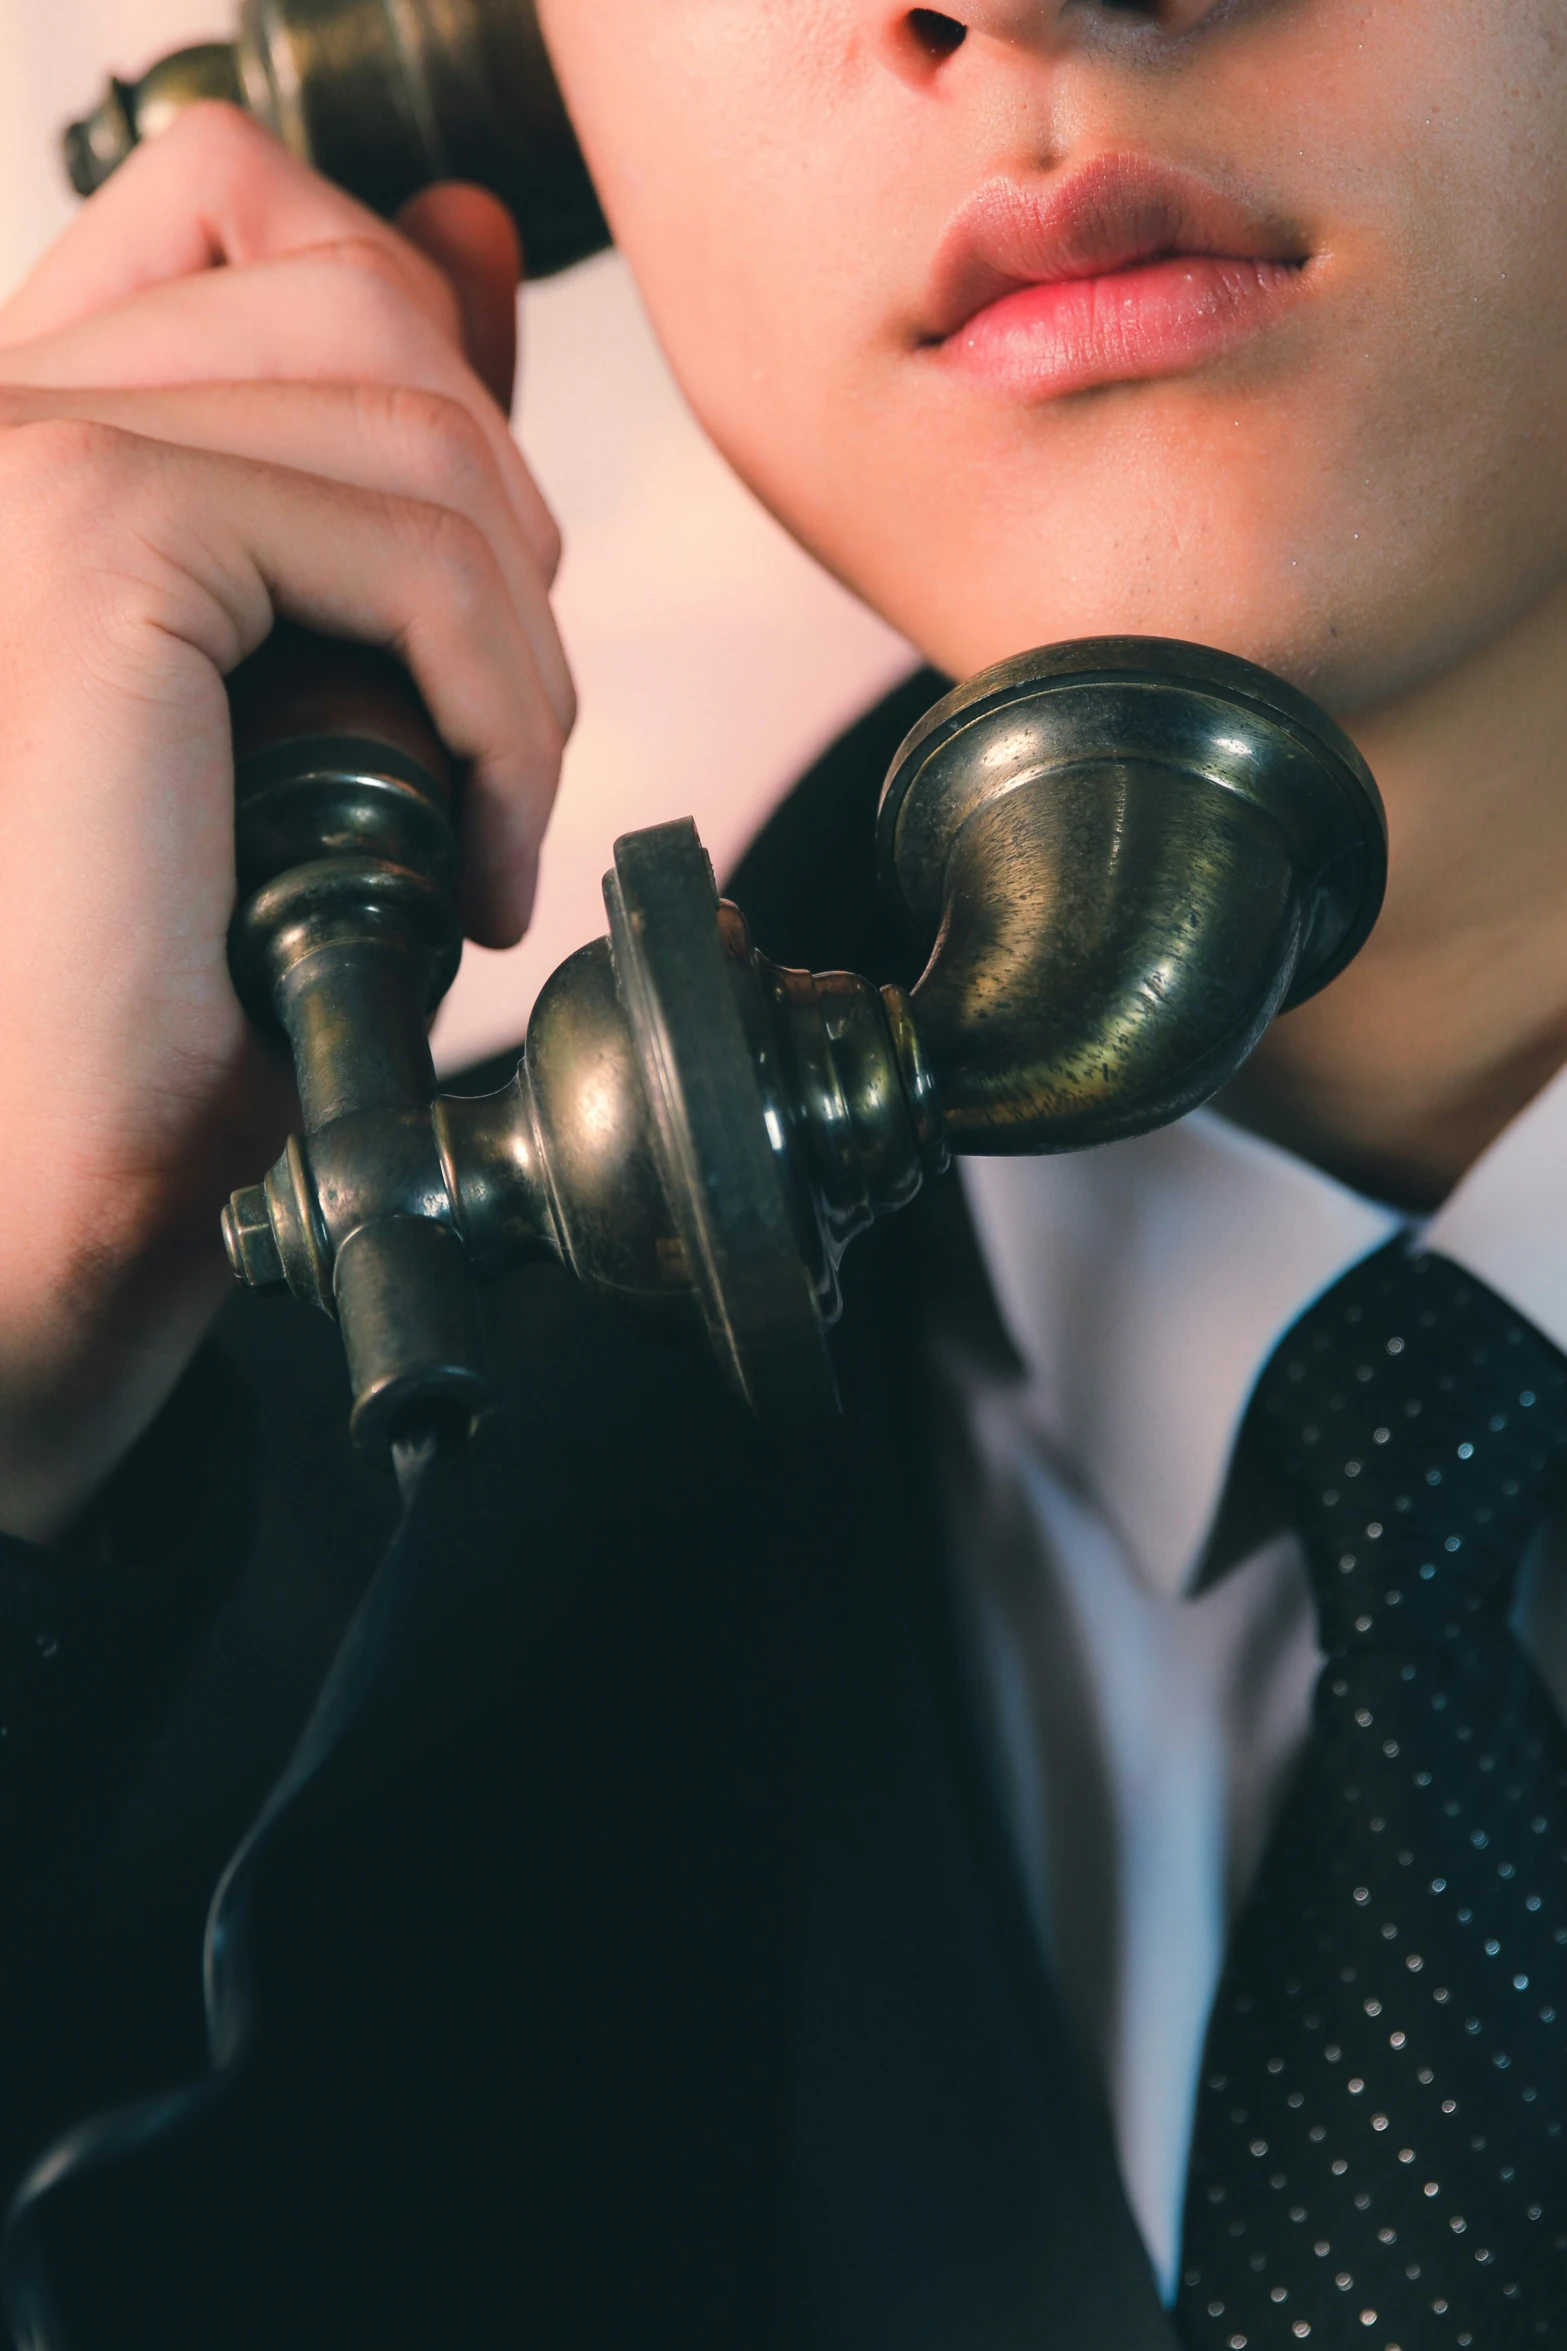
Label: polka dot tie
xmin=1175 ymin=1241 xmax=1567 ymax=2351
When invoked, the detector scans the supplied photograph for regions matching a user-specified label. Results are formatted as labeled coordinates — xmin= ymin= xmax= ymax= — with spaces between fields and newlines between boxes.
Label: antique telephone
xmin=0 ymin=13 xmax=1391 ymax=2343
xmin=64 ymin=0 xmax=1387 ymax=1467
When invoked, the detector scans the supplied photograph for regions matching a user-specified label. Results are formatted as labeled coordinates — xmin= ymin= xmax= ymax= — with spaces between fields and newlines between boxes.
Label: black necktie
xmin=1175 ymin=1240 xmax=1567 ymax=2351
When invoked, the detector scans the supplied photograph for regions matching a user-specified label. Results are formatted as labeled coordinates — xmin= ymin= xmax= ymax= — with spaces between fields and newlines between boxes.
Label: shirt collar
xmin=1421 ymin=1056 xmax=1567 ymax=1357
xmin=959 ymin=1057 xmax=1567 ymax=1602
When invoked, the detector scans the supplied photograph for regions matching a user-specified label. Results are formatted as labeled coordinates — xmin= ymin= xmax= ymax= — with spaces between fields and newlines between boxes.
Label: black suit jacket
xmin=3 ymin=674 xmax=1179 ymax=2349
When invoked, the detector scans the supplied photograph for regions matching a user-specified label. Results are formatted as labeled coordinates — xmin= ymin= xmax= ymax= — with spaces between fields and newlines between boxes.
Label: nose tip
xmin=870 ymin=0 xmax=1226 ymax=103
xmin=886 ymin=0 xmax=1196 ymax=68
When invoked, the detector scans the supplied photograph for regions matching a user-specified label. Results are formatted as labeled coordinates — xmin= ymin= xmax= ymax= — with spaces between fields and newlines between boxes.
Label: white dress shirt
xmin=945 ymin=1063 xmax=1567 ymax=2303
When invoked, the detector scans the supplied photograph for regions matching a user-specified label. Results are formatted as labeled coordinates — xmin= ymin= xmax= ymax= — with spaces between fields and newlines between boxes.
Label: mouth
xmin=922 ymin=153 xmax=1311 ymax=401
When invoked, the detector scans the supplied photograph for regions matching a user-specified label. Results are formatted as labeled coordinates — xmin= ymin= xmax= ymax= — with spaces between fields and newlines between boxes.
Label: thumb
xmin=395 ymin=183 xmax=522 ymax=410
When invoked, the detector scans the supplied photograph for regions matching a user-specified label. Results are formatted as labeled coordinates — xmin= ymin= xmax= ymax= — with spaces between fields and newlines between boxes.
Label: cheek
xmin=1232 ymin=12 xmax=1567 ymax=709
xmin=859 ymin=251 xmax=1567 ymax=711
xmin=537 ymin=0 xmax=866 ymax=302
xmin=541 ymin=0 xmax=1567 ymax=716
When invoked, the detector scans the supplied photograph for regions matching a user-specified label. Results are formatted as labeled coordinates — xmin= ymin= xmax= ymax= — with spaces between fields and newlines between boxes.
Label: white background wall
xmin=0 ymin=0 xmax=915 ymax=1068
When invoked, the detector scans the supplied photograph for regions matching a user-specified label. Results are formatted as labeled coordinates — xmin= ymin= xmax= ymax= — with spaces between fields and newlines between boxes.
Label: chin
xmin=765 ymin=348 xmax=1566 ymax=727
xmin=795 ymin=397 xmax=1322 ymax=685
xmin=836 ymin=463 xmax=1509 ymax=726
xmin=865 ymin=545 xmax=1375 ymax=716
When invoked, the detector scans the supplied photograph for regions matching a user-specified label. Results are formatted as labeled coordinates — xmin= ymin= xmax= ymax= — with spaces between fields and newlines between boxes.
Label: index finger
xmin=0 ymin=102 xmax=462 ymax=353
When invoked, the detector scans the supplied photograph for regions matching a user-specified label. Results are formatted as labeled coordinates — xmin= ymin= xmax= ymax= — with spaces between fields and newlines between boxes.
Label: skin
xmin=0 ymin=114 xmax=561 ymax=1538
xmin=536 ymin=0 xmax=1567 ymax=1209
xmin=1 ymin=0 xmax=1564 ymax=1532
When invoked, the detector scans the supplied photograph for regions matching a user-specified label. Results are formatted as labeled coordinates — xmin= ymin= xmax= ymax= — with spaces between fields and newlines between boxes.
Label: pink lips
xmin=925 ymin=154 xmax=1308 ymax=400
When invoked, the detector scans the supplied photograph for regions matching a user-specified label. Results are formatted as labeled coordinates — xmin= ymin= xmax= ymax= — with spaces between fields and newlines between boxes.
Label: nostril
xmin=907 ymin=9 xmax=967 ymax=59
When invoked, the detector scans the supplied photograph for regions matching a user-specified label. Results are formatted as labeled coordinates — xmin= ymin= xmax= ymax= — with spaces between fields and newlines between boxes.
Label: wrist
xmin=0 ymin=1217 xmax=233 ymax=1548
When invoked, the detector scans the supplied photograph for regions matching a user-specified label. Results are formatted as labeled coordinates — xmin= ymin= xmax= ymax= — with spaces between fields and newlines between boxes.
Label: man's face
xmin=537 ymin=1 xmax=1567 ymax=716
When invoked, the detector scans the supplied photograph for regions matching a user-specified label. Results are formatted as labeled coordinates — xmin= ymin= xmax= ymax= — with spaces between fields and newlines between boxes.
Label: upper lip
xmin=921 ymin=153 xmax=1309 ymax=343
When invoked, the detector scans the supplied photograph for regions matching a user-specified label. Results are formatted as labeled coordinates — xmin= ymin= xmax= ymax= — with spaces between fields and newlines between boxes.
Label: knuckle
xmin=520 ymin=670 xmax=570 ymax=779
xmin=380 ymin=385 xmax=494 ymax=511
xmin=318 ymin=235 xmax=448 ymax=335
xmin=304 ymin=239 xmax=439 ymax=374
xmin=312 ymin=233 xmax=408 ymax=296
xmin=540 ymin=711 xmax=569 ymax=779
xmin=535 ymin=500 xmax=565 ymax=586
xmin=0 ymin=415 xmax=141 ymax=519
xmin=400 ymin=498 xmax=497 ymax=610
xmin=155 ymin=98 xmax=277 ymax=183
xmin=163 ymin=97 xmax=267 ymax=156
xmin=0 ymin=421 xmax=254 ymax=670
xmin=0 ymin=421 xmax=208 ymax=665
xmin=385 ymin=232 xmax=466 ymax=345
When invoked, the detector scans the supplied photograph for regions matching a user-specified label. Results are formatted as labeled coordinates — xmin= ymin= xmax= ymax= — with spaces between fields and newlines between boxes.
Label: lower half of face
xmin=540 ymin=0 xmax=1567 ymax=718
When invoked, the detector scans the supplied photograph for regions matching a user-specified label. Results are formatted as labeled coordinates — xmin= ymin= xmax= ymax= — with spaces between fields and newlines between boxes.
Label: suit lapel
xmin=782 ymin=1204 xmax=1178 ymax=2350
xmin=727 ymin=682 xmax=1179 ymax=2349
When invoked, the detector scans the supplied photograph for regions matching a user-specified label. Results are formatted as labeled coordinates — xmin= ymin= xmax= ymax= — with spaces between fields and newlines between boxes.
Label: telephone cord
xmin=0 ymin=1428 xmax=441 ymax=2351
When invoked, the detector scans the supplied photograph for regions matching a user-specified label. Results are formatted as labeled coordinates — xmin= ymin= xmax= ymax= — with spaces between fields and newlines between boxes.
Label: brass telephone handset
xmin=67 ymin=5 xmax=1387 ymax=1460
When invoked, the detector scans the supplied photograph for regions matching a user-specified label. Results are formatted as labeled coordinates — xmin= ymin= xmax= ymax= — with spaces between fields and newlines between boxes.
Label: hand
xmin=0 ymin=104 xmax=573 ymax=1541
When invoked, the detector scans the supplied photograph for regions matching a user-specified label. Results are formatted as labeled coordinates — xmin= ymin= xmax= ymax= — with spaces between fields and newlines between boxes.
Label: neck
xmin=1217 ymin=579 xmax=1567 ymax=1214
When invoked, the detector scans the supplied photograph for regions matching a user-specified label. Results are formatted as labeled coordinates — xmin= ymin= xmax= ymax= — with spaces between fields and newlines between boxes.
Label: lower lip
xmin=938 ymin=255 xmax=1303 ymax=400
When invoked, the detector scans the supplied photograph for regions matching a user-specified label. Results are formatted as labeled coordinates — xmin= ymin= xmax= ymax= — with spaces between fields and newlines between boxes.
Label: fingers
xmin=213 ymin=446 xmax=560 ymax=946
xmin=0 ymin=380 xmax=570 ymax=720
xmin=0 ymin=415 xmax=566 ymax=946
xmin=0 ymin=100 xmax=561 ymax=951
xmin=0 ymin=109 xmax=524 ymax=413
xmin=0 ymin=242 xmax=561 ymax=583
xmin=0 ymin=236 xmax=447 ymax=388
xmin=397 ymin=185 xmax=522 ymax=410
xmin=0 ymin=105 xmax=460 ymax=352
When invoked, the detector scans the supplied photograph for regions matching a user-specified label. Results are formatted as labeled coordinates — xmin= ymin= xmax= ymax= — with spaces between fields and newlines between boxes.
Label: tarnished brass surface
xmin=220 ymin=636 xmax=1385 ymax=1449
xmin=219 ymin=625 xmax=498 ymax=1456
xmin=879 ymin=638 xmax=1385 ymax=1154
xmin=64 ymin=44 xmax=244 ymax=192
xmin=64 ymin=0 xmax=608 ymax=278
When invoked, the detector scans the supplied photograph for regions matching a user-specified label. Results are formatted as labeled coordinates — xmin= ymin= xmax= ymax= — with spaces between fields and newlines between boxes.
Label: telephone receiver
xmin=65 ymin=4 xmax=1387 ymax=1462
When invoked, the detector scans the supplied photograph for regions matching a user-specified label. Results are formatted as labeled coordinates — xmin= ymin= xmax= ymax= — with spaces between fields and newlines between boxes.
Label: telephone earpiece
xmin=65 ymin=0 xmax=609 ymax=278
xmin=61 ymin=34 xmax=1386 ymax=1461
